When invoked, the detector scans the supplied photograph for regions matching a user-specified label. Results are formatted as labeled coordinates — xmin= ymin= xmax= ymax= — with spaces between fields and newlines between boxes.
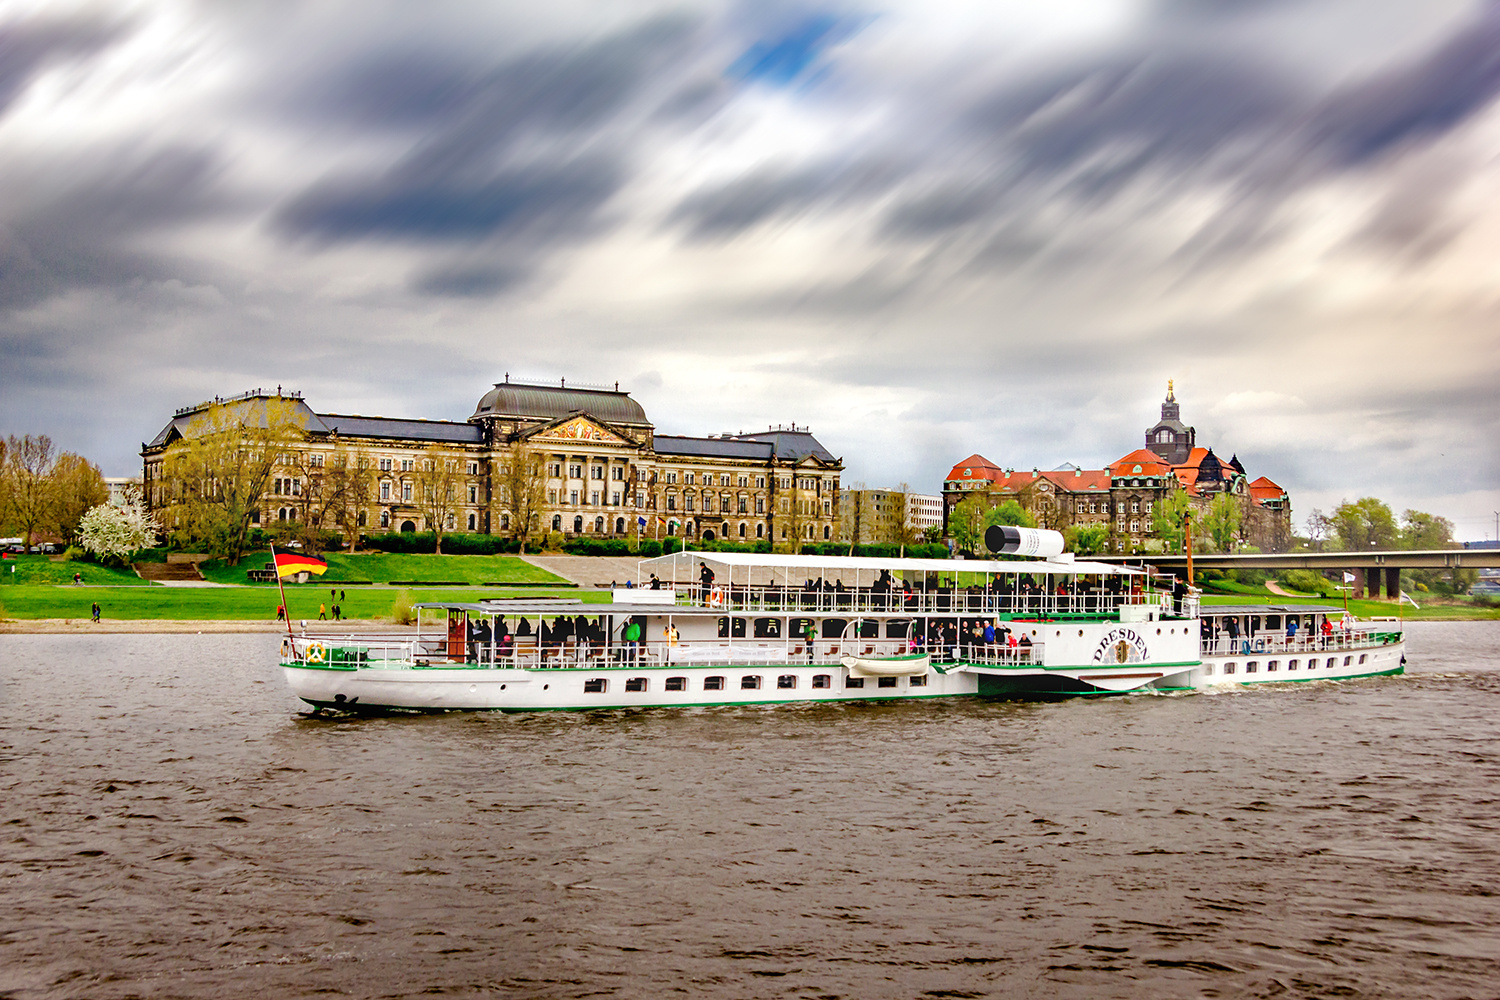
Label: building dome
xmin=471 ymin=381 xmax=651 ymax=427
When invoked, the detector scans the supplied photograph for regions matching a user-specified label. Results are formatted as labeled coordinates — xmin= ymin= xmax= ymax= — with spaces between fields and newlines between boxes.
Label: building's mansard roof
xmin=471 ymin=382 xmax=650 ymax=427
xmin=729 ymin=429 xmax=838 ymax=463
xmin=944 ymin=454 xmax=1005 ymax=482
xmin=652 ymin=435 xmax=775 ymax=460
xmin=319 ymin=414 xmax=483 ymax=444
xmin=1107 ymin=449 xmax=1170 ymax=476
xmin=146 ymin=396 xmax=324 ymax=449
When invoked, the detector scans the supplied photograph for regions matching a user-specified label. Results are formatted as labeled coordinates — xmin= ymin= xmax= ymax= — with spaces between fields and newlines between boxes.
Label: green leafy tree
xmin=1151 ymin=489 xmax=1192 ymax=552
xmin=950 ymin=494 xmax=987 ymax=554
xmin=985 ymin=499 xmax=1037 ymax=529
xmin=1063 ymin=522 xmax=1110 ymax=556
xmin=3 ymin=434 xmax=57 ymax=549
xmin=1400 ymin=509 xmax=1454 ymax=550
xmin=1330 ymin=497 xmax=1398 ymax=551
xmin=1204 ymin=493 xmax=1242 ymax=552
xmin=160 ymin=398 xmax=307 ymax=564
xmin=495 ymin=443 xmax=547 ymax=554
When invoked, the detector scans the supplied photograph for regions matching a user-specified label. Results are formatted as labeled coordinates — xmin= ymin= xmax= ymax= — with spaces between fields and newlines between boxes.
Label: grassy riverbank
xmin=198 ymin=552 xmax=567 ymax=586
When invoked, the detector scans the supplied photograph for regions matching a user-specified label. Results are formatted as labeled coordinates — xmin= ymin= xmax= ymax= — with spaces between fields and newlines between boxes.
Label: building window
xmin=401 ymin=459 xmax=413 ymax=472
xmin=685 ymin=495 xmax=695 ymax=512
xmin=1130 ymin=520 xmax=1139 ymax=532
xmin=667 ymin=495 xmax=676 ymax=511
xmin=666 ymin=472 xmax=677 ymax=484
xmin=467 ymin=513 xmax=476 ymax=531
xmin=549 ymin=463 xmax=562 ymax=477
xmin=573 ymin=516 xmax=583 ymax=533
xmin=590 ymin=490 xmax=600 ymax=506
xmin=740 ymin=675 xmax=761 ymax=690
xmin=402 ymin=482 xmax=412 ymax=501
xmin=547 ymin=489 xmax=558 ymax=504
xmin=570 ymin=490 xmax=579 ymax=505
xmin=611 ymin=491 xmax=621 ymax=506
xmin=704 ymin=676 xmax=724 ymax=691
xmin=757 ymin=523 xmax=764 ymax=538
xmin=468 ymin=485 xmax=478 ymax=504
xmin=739 ymin=522 xmax=747 ymax=537
xmin=568 ymin=463 xmax=582 ymax=479
xmin=552 ymin=514 xmax=562 ymax=530
xmin=591 ymin=465 xmax=604 ymax=480
xmin=756 ymin=497 xmax=764 ymax=514
xmin=612 ymin=466 xmax=624 ymax=481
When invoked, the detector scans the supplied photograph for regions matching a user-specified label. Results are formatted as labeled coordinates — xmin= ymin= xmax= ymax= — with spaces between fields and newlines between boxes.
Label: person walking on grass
xmin=90 ymin=602 xmax=100 ymax=623
xmin=318 ymin=603 xmax=327 ymax=621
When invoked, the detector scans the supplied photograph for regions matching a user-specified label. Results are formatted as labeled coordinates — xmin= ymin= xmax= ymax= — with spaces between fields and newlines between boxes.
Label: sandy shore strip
xmin=0 ymin=619 xmax=415 ymax=634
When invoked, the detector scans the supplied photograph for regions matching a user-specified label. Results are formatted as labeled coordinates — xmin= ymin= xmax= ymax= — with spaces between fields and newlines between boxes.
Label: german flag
xmin=273 ymin=551 xmax=328 ymax=578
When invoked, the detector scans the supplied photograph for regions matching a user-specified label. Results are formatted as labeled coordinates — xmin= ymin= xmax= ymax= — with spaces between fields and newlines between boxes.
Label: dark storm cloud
xmin=1302 ymin=4 xmax=1500 ymax=165
xmin=278 ymin=156 xmax=625 ymax=242
xmin=271 ymin=15 xmax=714 ymax=292
xmin=668 ymin=160 xmax=905 ymax=238
xmin=0 ymin=13 xmax=130 ymax=115
xmin=0 ymin=146 xmax=227 ymax=309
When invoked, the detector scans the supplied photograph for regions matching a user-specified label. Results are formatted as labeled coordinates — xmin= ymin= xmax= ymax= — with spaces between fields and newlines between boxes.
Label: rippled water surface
xmin=3 ymin=622 xmax=1500 ymax=999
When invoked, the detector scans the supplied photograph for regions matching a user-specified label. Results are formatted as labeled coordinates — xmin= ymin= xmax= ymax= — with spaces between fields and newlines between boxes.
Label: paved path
xmin=1265 ymin=581 xmax=1292 ymax=596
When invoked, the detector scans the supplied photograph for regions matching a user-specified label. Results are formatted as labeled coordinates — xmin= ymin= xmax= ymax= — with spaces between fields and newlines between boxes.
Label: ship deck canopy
xmin=637 ymin=551 xmax=1143 ymax=579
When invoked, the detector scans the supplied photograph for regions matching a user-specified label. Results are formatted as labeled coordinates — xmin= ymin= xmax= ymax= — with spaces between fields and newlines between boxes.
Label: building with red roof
xmin=942 ymin=383 xmax=1293 ymax=553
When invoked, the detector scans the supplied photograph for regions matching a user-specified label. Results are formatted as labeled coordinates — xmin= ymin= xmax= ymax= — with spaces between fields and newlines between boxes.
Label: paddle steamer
xmin=279 ymin=529 xmax=1405 ymax=711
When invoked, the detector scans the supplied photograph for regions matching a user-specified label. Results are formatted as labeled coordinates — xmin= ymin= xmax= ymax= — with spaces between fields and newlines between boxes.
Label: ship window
xmin=858 ymin=619 xmax=880 ymax=639
xmin=583 ymin=678 xmax=607 ymax=693
xmin=1359 ymin=654 xmax=1367 ymax=664
xmin=1267 ymin=661 xmax=1279 ymax=671
xmin=753 ymin=617 xmax=781 ymax=638
xmin=731 ymin=617 xmax=746 ymax=638
xmin=1246 ymin=662 xmax=1258 ymax=673
xmin=665 ymin=677 xmax=686 ymax=691
xmin=846 ymin=677 xmax=864 ymax=688
xmin=1224 ymin=663 xmax=1236 ymax=674
xmin=741 ymin=675 xmax=761 ymax=690
xmin=812 ymin=674 xmax=831 ymax=689
xmin=1288 ymin=659 xmax=1299 ymax=670
xmin=821 ymin=618 xmax=847 ymax=638
xmin=1343 ymin=656 xmax=1352 ymax=666
xmin=625 ymin=677 xmax=647 ymax=692
xmin=704 ymin=676 xmax=724 ymax=691
xmin=777 ymin=675 xmax=797 ymax=689
xmin=885 ymin=620 xmax=910 ymax=638
xmin=718 ymin=616 xmax=730 ymax=637
xmin=878 ymin=676 xmax=899 ymax=688
xmin=909 ymin=674 xmax=926 ymax=687
xmin=1326 ymin=658 xmax=1335 ymax=668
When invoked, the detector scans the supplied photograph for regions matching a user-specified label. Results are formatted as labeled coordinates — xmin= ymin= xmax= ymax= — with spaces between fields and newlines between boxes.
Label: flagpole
xmin=270 ymin=542 xmax=295 ymax=642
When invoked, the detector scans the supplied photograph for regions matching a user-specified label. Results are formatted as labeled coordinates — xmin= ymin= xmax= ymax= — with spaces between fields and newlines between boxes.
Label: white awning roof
xmin=636 ymin=551 xmax=1141 ymax=577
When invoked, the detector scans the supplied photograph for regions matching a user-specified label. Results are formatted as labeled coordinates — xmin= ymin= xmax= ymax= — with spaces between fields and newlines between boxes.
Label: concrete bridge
xmin=1092 ymin=549 xmax=1500 ymax=598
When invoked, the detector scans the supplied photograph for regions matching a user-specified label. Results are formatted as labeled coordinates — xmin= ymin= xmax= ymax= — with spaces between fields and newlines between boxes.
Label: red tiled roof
xmin=945 ymin=454 xmax=1004 ymax=483
xmin=1248 ymin=476 xmax=1285 ymax=501
xmin=1174 ymin=447 xmax=1211 ymax=471
xmin=1108 ymin=449 xmax=1169 ymax=475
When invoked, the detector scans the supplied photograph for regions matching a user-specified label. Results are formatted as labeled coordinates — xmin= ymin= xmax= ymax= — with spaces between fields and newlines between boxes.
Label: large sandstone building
xmin=942 ymin=383 xmax=1292 ymax=552
xmin=143 ymin=380 xmax=842 ymax=545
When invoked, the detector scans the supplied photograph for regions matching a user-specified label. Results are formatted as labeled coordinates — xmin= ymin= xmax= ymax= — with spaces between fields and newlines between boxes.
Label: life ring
xmin=708 ymin=586 xmax=724 ymax=608
xmin=305 ymin=641 xmax=326 ymax=664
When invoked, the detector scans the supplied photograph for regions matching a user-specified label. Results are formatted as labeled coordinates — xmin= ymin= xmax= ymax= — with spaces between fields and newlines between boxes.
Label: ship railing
xmin=283 ymin=632 xmax=422 ymax=667
xmin=943 ymin=643 xmax=1044 ymax=667
xmin=1200 ymin=628 xmax=1402 ymax=657
xmin=673 ymin=583 xmax=1173 ymax=619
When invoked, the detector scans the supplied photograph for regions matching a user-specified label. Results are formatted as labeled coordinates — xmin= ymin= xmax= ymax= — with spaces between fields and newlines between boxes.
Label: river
xmin=2 ymin=621 xmax=1498 ymax=999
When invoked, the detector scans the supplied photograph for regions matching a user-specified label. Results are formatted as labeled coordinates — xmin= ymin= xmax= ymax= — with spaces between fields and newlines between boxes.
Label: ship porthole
xmin=501 ymin=684 xmax=506 ymax=690
xmin=543 ymin=684 xmax=549 ymax=690
xmin=469 ymin=684 xmax=477 ymax=693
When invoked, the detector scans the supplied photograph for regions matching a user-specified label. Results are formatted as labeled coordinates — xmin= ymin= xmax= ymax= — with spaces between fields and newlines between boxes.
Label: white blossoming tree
xmin=77 ymin=488 xmax=160 ymax=565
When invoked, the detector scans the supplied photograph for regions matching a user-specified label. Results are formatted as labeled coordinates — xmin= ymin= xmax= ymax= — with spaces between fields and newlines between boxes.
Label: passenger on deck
xmin=650 ymin=574 xmax=661 ymax=590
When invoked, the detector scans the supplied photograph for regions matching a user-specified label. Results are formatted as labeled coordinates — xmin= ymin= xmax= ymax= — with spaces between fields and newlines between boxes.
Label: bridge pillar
xmin=1351 ymin=568 xmax=1366 ymax=599
xmin=1385 ymin=567 xmax=1400 ymax=599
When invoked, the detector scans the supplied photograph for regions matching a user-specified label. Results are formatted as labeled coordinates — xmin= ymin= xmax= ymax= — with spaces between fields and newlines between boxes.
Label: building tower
xmin=1144 ymin=379 xmax=1195 ymax=465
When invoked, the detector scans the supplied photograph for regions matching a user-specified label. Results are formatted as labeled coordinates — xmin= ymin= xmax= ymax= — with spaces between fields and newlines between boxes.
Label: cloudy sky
xmin=2 ymin=0 xmax=1498 ymax=538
